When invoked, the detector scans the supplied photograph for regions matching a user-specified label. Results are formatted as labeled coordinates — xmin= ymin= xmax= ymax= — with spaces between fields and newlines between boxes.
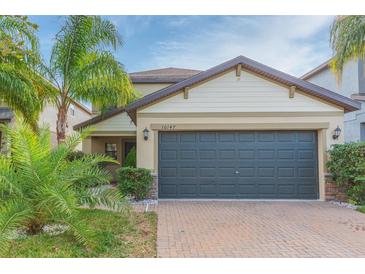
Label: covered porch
xmin=74 ymin=108 xmax=137 ymax=180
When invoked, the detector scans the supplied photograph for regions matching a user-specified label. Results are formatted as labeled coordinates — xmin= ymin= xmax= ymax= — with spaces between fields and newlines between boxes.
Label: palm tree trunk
xmin=57 ymin=104 xmax=67 ymax=144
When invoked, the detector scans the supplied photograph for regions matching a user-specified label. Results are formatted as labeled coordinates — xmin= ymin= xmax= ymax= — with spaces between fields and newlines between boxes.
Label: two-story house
xmin=74 ymin=55 xmax=360 ymax=200
xmin=0 ymin=99 xmax=92 ymax=150
xmin=301 ymin=59 xmax=365 ymax=142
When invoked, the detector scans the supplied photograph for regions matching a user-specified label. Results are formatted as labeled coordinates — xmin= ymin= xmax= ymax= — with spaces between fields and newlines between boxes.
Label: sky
xmin=29 ymin=15 xmax=335 ymax=77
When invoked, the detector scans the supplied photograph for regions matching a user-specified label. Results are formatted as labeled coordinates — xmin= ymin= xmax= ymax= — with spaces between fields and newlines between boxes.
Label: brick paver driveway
xmin=157 ymin=201 xmax=365 ymax=257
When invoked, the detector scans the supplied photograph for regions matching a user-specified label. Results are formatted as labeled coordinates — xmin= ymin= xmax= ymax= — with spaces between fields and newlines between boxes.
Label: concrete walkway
xmin=157 ymin=201 xmax=365 ymax=257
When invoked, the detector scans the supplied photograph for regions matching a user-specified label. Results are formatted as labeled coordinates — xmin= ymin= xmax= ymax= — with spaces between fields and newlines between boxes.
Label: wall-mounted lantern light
xmin=143 ymin=127 xmax=150 ymax=141
xmin=332 ymin=125 xmax=341 ymax=140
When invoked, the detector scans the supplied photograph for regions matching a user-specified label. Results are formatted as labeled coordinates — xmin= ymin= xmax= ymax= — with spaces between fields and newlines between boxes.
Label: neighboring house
xmin=74 ymin=55 xmax=360 ymax=201
xmin=301 ymin=58 xmax=365 ymax=142
xmin=0 ymin=99 xmax=92 ymax=149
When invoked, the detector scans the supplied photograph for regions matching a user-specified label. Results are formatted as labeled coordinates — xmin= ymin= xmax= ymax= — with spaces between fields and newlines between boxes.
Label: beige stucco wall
xmin=38 ymin=102 xmax=91 ymax=148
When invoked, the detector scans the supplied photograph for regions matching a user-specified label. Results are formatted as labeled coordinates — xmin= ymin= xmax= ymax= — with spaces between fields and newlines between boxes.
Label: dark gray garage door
xmin=158 ymin=131 xmax=318 ymax=199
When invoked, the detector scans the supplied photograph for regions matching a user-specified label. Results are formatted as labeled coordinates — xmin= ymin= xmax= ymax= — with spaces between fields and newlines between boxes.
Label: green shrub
xmin=123 ymin=146 xmax=136 ymax=167
xmin=116 ymin=167 xmax=153 ymax=200
xmin=327 ymin=142 xmax=365 ymax=204
xmin=66 ymin=150 xmax=86 ymax=161
xmin=357 ymin=205 xmax=365 ymax=214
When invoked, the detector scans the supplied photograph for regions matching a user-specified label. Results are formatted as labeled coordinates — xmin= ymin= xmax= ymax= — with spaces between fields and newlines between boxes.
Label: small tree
xmin=0 ymin=120 xmax=124 ymax=255
xmin=0 ymin=16 xmax=55 ymax=130
xmin=40 ymin=16 xmax=134 ymax=143
xmin=123 ymin=146 xmax=136 ymax=167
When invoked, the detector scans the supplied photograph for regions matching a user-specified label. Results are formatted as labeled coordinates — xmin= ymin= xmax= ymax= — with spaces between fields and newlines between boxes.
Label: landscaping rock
xmin=330 ymin=200 xmax=359 ymax=210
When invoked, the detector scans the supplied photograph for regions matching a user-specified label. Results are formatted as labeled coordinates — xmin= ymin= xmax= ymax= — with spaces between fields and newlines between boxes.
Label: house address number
xmin=161 ymin=124 xmax=176 ymax=130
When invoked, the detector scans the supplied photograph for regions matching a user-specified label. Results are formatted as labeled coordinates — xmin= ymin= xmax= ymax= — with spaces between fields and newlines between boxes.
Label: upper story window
xmin=70 ymin=104 xmax=75 ymax=116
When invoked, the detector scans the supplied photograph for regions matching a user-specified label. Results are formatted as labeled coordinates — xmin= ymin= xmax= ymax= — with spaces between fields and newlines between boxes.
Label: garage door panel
xmin=199 ymin=132 xmax=217 ymax=142
xmin=277 ymin=132 xmax=296 ymax=142
xmin=277 ymin=149 xmax=295 ymax=159
xmin=217 ymin=167 xmax=236 ymax=177
xmin=238 ymin=149 xmax=255 ymax=159
xmin=199 ymin=167 xmax=216 ymax=177
xmin=180 ymin=132 xmax=197 ymax=143
xmin=219 ymin=184 xmax=237 ymax=195
xmin=160 ymin=184 xmax=177 ymax=197
xmin=257 ymin=167 xmax=275 ymax=177
xmin=237 ymin=167 xmax=256 ymax=177
xmin=218 ymin=132 xmax=236 ymax=142
xmin=257 ymin=132 xmax=275 ymax=142
xmin=199 ymin=149 xmax=217 ymax=159
xmin=238 ymin=184 xmax=257 ymax=194
xmin=297 ymin=132 xmax=315 ymax=142
xmin=277 ymin=184 xmax=296 ymax=194
xmin=179 ymin=167 xmax=196 ymax=177
xmin=238 ymin=133 xmax=255 ymax=142
xmin=277 ymin=167 xmax=295 ymax=177
xmin=219 ymin=149 xmax=236 ymax=159
xmin=199 ymin=184 xmax=218 ymax=195
xmin=160 ymin=150 xmax=177 ymax=160
xmin=257 ymin=149 xmax=276 ymax=159
xmin=180 ymin=150 xmax=197 ymax=160
xmin=159 ymin=131 xmax=318 ymax=199
xmin=179 ymin=184 xmax=197 ymax=195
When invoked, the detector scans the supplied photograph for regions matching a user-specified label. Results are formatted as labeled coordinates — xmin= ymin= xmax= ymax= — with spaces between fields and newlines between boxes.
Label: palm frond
xmin=78 ymin=187 xmax=127 ymax=212
xmin=70 ymin=51 xmax=134 ymax=107
xmin=62 ymin=215 xmax=95 ymax=247
xmin=0 ymin=200 xmax=32 ymax=255
xmin=330 ymin=16 xmax=365 ymax=79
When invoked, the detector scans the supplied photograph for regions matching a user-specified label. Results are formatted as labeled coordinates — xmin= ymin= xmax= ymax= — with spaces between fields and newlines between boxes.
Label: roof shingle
xmin=129 ymin=67 xmax=202 ymax=83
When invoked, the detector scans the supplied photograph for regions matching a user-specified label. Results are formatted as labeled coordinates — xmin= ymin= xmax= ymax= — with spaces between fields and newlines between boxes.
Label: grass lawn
xmin=3 ymin=208 xmax=157 ymax=258
xmin=357 ymin=205 xmax=365 ymax=214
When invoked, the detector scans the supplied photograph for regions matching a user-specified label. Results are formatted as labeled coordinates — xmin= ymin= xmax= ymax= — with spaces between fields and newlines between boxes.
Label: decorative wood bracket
xmin=183 ymin=87 xmax=189 ymax=99
xmin=236 ymin=64 xmax=242 ymax=77
xmin=289 ymin=86 xmax=296 ymax=98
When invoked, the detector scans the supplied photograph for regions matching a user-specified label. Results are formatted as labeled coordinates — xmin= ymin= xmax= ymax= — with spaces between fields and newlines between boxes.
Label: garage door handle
xmin=235 ymin=170 xmax=240 ymax=174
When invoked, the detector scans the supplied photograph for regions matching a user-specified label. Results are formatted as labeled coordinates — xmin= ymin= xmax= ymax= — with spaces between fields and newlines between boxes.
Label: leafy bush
xmin=66 ymin=150 xmax=86 ymax=161
xmin=123 ymin=146 xmax=136 ymax=167
xmin=0 ymin=121 xmax=124 ymax=255
xmin=357 ymin=205 xmax=365 ymax=214
xmin=327 ymin=142 xmax=365 ymax=204
xmin=116 ymin=167 xmax=153 ymax=200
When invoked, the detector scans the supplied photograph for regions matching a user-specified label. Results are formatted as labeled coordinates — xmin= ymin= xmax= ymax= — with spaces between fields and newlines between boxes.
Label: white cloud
xmin=146 ymin=16 xmax=334 ymax=76
xmin=108 ymin=16 xmax=153 ymax=38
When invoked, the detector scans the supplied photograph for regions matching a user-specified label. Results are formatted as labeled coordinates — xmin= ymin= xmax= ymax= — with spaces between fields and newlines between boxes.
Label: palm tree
xmin=330 ymin=16 xmax=365 ymax=77
xmin=0 ymin=16 xmax=55 ymax=130
xmin=40 ymin=16 xmax=134 ymax=143
xmin=0 ymin=120 xmax=124 ymax=255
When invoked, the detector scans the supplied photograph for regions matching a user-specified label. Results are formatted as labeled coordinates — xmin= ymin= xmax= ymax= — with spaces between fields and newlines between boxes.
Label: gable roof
xmin=301 ymin=58 xmax=332 ymax=80
xmin=129 ymin=67 xmax=202 ymax=83
xmin=126 ymin=55 xmax=361 ymax=123
xmin=73 ymin=107 xmax=125 ymax=130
